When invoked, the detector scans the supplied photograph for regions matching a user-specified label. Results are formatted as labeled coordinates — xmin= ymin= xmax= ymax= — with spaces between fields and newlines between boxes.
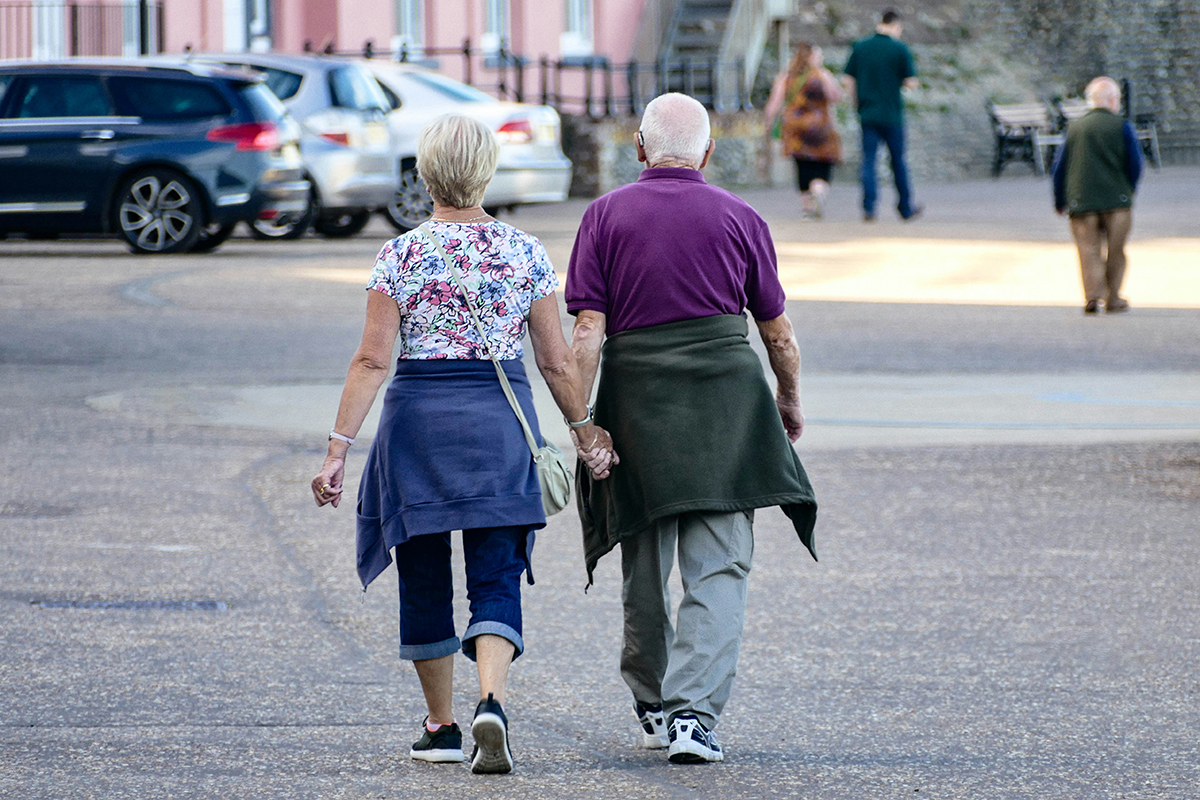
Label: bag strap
xmin=417 ymin=224 xmax=541 ymax=459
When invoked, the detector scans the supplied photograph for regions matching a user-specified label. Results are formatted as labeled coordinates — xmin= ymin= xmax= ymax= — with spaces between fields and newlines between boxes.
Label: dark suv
xmin=0 ymin=60 xmax=309 ymax=253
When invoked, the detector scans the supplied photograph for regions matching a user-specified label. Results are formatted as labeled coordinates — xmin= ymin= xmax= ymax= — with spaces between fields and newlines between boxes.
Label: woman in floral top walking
xmin=765 ymin=41 xmax=844 ymax=219
xmin=311 ymin=115 xmax=617 ymax=775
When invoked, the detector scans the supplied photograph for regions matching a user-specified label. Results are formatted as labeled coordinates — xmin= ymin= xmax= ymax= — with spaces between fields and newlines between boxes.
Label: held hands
xmin=776 ymin=395 xmax=806 ymax=442
xmin=570 ymin=424 xmax=619 ymax=480
xmin=311 ymin=455 xmax=346 ymax=507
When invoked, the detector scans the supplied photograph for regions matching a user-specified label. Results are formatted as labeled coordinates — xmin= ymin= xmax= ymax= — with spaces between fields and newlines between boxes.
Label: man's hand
xmin=776 ymin=396 xmax=805 ymax=442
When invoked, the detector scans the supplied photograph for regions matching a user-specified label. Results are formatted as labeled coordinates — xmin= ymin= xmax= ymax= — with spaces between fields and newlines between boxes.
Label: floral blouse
xmin=367 ymin=220 xmax=559 ymax=360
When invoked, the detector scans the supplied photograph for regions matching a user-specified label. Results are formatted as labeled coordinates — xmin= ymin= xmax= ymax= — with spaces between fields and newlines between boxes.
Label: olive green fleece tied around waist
xmin=576 ymin=314 xmax=818 ymax=584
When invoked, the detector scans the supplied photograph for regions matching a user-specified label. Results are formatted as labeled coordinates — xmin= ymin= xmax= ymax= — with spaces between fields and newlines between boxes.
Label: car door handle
xmin=81 ymin=130 xmax=115 ymax=140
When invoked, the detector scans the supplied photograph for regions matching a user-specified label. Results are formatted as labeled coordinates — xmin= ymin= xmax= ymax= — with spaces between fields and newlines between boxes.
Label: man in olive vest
xmin=1052 ymin=76 xmax=1144 ymax=314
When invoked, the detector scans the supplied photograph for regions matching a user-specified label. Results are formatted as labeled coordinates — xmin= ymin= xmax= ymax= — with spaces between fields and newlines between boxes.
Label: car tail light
xmin=318 ymin=131 xmax=352 ymax=146
xmin=496 ymin=118 xmax=534 ymax=145
xmin=207 ymin=121 xmax=280 ymax=151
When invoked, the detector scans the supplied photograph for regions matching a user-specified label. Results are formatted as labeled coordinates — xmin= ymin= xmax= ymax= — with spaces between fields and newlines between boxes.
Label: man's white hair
xmin=1085 ymin=76 xmax=1121 ymax=111
xmin=639 ymin=93 xmax=711 ymax=167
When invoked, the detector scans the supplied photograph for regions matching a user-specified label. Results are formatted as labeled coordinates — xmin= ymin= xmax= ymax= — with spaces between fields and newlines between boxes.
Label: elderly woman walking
xmin=311 ymin=114 xmax=616 ymax=774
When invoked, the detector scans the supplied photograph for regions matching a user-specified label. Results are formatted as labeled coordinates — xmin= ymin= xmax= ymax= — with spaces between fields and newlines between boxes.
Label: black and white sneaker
xmin=409 ymin=717 xmax=464 ymax=763
xmin=635 ymin=701 xmax=669 ymax=749
xmin=667 ymin=715 xmax=723 ymax=764
xmin=470 ymin=693 xmax=514 ymax=774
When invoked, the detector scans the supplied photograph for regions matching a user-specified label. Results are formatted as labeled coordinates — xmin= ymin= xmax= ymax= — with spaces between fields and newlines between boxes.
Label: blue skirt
xmin=356 ymin=358 xmax=547 ymax=589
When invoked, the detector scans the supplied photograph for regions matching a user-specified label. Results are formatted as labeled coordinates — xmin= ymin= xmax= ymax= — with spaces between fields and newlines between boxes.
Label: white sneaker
xmin=667 ymin=715 xmax=723 ymax=764
xmin=635 ymin=701 xmax=668 ymax=749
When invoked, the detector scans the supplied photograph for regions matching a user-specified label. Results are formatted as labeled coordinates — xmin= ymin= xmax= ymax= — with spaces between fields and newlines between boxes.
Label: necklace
xmin=429 ymin=213 xmax=490 ymax=223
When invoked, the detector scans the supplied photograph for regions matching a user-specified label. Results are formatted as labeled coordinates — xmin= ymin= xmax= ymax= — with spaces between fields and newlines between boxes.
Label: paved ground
xmin=1 ymin=167 xmax=1198 ymax=799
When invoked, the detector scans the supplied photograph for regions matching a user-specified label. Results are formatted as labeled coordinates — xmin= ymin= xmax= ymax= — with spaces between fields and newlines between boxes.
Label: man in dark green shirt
xmin=843 ymin=8 xmax=921 ymax=221
xmin=1051 ymin=76 xmax=1144 ymax=314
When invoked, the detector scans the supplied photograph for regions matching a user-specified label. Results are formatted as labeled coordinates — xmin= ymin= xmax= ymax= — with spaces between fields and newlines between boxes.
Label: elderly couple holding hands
xmin=311 ymin=93 xmax=817 ymax=773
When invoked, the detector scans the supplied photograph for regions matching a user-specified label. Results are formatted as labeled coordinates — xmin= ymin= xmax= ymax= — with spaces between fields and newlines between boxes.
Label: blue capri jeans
xmin=395 ymin=525 xmax=531 ymax=662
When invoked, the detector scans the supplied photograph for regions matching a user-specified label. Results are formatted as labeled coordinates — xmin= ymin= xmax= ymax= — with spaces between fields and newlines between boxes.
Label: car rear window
xmin=10 ymin=75 xmax=114 ymax=118
xmin=237 ymin=82 xmax=287 ymax=121
xmin=111 ymin=77 xmax=232 ymax=121
xmin=328 ymin=66 xmax=389 ymax=111
xmin=254 ymin=67 xmax=303 ymax=101
xmin=405 ymin=71 xmax=492 ymax=103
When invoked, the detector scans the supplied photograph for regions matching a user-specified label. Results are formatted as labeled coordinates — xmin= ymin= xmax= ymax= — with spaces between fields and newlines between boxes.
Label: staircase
xmin=660 ymin=0 xmax=735 ymax=106
xmin=656 ymin=0 xmax=785 ymax=110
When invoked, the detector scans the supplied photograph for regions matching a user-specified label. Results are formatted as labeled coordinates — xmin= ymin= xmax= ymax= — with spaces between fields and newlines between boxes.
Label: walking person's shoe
xmin=667 ymin=715 xmax=724 ymax=764
xmin=1084 ymin=300 xmax=1101 ymax=314
xmin=409 ymin=717 xmax=465 ymax=763
xmin=634 ymin=701 xmax=669 ymax=749
xmin=1106 ymin=297 xmax=1130 ymax=313
xmin=901 ymin=203 xmax=925 ymax=221
xmin=470 ymin=693 xmax=514 ymax=774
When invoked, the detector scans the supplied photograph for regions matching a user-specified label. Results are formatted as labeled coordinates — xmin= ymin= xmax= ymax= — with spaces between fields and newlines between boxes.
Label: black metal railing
xmin=0 ymin=0 xmax=164 ymax=60
xmin=319 ymin=38 xmax=754 ymax=118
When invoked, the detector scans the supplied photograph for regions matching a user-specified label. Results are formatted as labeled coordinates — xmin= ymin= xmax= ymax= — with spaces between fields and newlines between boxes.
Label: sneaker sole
xmin=640 ymin=732 xmax=670 ymax=749
xmin=668 ymin=740 xmax=723 ymax=764
xmin=471 ymin=713 xmax=513 ymax=774
xmin=409 ymin=747 xmax=465 ymax=763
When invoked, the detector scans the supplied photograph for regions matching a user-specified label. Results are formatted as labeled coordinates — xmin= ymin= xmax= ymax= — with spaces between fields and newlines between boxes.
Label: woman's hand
xmin=570 ymin=425 xmax=619 ymax=480
xmin=311 ymin=455 xmax=346 ymax=507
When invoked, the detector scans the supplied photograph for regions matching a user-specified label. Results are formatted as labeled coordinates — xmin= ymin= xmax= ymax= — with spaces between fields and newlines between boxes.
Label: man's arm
xmin=755 ymin=313 xmax=804 ymax=442
xmin=571 ymin=310 xmax=607 ymax=404
xmin=1051 ymin=140 xmax=1069 ymax=214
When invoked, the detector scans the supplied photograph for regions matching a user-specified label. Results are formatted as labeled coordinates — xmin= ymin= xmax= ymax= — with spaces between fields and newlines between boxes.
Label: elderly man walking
xmin=1052 ymin=76 xmax=1144 ymax=314
xmin=566 ymin=93 xmax=818 ymax=764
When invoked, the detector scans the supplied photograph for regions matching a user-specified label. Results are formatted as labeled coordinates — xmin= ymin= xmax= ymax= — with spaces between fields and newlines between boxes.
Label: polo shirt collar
xmin=637 ymin=167 xmax=708 ymax=184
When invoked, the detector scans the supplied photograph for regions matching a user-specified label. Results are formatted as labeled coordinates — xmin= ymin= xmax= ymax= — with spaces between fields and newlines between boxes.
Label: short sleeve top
xmin=367 ymin=220 xmax=559 ymax=360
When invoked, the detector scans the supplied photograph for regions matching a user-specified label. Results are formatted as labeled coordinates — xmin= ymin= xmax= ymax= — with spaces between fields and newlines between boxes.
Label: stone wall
xmin=972 ymin=0 xmax=1200 ymax=163
xmin=562 ymin=112 xmax=774 ymax=197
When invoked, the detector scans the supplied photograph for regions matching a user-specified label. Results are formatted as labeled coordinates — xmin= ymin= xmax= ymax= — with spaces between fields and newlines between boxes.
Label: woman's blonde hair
xmin=417 ymin=114 xmax=499 ymax=209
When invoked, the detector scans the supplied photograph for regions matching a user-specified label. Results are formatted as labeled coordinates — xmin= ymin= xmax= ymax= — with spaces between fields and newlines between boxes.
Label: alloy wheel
xmin=119 ymin=174 xmax=198 ymax=253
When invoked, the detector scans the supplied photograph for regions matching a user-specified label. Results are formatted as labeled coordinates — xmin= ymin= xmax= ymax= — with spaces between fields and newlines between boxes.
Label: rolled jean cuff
xmin=398 ymin=635 xmax=460 ymax=662
xmin=461 ymin=621 xmax=524 ymax=662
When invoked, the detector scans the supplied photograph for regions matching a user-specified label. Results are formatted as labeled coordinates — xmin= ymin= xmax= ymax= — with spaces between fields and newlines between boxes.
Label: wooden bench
xmin=1046 ymin=97 xmax=1162 ymax=170
xmin=987 ymin=101 xmax=1057 ymax=176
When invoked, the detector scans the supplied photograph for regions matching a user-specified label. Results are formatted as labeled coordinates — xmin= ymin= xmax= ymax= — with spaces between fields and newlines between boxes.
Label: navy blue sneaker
xmin=470 ymin=693 xmax=513 ymax=774
xmin=635 ymin=701 xmax=668 ymax=749
xmin=409 ymin=717 xmax=464 ymax=763
xmin=667 ymin=715 xmax=723 ymax=764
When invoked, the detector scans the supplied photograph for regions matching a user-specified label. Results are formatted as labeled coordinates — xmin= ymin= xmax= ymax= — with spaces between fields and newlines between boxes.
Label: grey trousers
xmin=619 ymin=509 xmax=755 ymax=731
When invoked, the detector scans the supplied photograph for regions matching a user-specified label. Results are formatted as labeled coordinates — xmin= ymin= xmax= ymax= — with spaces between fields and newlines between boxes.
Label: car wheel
xmin=190 ymin=222 xmax=237 ymax=253
xmin=385 ymin=163 xmax=434 ymax=233
xmin=251 ymin=188 xmax=316 ymax=240
xmin=313 ymin=209 xmax=372 ymax=238
xmin=116 ymin=169 xmax=203 ymax=254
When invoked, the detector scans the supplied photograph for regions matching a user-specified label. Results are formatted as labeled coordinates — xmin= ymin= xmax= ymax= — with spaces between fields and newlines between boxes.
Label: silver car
xmin=196 ymin=53 xmax=397 ymax=239
xmin=364 ymin=61 xmax=572 ymax=233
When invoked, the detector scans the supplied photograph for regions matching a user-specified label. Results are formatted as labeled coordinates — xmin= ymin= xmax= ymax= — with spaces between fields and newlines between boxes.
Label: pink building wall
xmin=159 ymin=0 xmax=649 ymax=62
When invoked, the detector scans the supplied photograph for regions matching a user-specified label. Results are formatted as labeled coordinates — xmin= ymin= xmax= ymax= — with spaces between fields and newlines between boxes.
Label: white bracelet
xmin=329 ymin=430 xmax=355 ymax=446
xmin=566 ymin=405 xmax=593 ymax=428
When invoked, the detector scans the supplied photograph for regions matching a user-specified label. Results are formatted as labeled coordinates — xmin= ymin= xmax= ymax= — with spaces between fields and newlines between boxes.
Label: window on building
xmin=392 ymin=0 xmax=424 ymax=59
xmin=562 ymin=0 xmax=592 ymax=57
xmin=482 ymin=0 xmax=509 ymax=55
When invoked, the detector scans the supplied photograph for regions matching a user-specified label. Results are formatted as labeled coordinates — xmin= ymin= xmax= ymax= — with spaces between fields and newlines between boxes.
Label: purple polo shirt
xmin=565 ymin=167 xmax=786 ymax=334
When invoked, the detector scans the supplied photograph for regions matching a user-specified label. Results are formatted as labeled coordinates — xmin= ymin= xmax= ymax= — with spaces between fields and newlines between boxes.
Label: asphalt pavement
xmin=1 ymin=167 xmax=1198 ymax=799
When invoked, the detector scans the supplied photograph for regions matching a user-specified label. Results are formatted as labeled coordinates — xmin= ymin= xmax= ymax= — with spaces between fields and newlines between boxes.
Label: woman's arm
xmin=311 ymin=289 xmax=401 ymax=507
xmin=763 ymin=72 xmax=788 ymax=130
xmin=527 ymin=294 xmax=617 ymax=478
xmin=817 ymin=68 xmax=843 ymax=103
